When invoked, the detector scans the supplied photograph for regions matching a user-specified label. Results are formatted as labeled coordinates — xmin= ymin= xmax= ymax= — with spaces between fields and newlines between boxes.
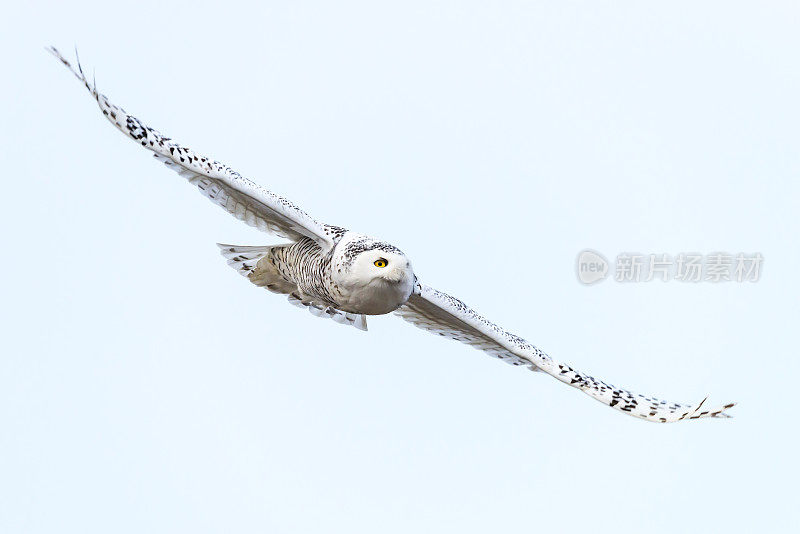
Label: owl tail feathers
xmin=218 ymin=243 xmax=273 ymax=276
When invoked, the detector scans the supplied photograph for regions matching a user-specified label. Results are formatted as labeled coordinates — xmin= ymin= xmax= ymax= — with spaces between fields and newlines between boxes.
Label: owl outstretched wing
xmin=48 ymin=47 xmax=338 ymax=250
xmin=395 ymin=281 xmax=735 ymax=422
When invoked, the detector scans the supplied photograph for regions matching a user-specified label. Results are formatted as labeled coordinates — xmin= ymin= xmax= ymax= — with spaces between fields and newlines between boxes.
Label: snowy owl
xmin=48 ymin=47 xmax=735 ymax=423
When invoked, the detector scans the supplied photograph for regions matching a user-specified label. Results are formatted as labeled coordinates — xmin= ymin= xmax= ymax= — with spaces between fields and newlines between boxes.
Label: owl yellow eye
xmin=374 ymin=258 xmax=388 ymax=268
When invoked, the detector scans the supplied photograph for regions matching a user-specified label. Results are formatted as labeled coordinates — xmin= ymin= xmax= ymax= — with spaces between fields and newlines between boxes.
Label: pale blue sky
xmin=2 ymin=1 xmax=798 ymax=533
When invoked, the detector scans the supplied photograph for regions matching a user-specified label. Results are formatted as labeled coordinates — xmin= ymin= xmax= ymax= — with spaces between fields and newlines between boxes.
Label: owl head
xmin=333 ymin=233 xmax=415 ymax=314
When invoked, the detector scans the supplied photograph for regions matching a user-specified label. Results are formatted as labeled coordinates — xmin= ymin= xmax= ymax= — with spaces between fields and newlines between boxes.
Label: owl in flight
xmin=49 ymin=47 xmax=735 ymax=423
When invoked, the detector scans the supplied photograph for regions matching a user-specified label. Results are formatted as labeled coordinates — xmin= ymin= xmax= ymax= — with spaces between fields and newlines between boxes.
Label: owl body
xmin=249 ymin=230 xmax=415 ymax=316
xmin=269 ymin=237 xmax=338 ymax=306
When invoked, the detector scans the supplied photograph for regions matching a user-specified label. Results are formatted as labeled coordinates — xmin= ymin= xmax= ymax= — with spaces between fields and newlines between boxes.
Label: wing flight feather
xmin=48 ymin=47 xmax=337 ymax=250
xmin=396 ymin=282 xmax=735 ymax=423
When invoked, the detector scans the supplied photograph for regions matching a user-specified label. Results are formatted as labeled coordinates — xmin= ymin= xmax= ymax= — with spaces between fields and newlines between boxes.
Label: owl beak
xmin=381 ymin=264 xmax=409 ymax=283
xmin=382 ymin=270 xmax=404 ymax=283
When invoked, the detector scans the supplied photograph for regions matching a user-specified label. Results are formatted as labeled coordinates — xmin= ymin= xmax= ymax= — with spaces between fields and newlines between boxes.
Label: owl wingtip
xmin=710 ymin=400 xmax=737 ymax=419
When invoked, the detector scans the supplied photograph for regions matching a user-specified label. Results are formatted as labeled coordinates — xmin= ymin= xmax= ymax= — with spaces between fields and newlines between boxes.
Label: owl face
xmin=351 ymin=247 xmax=413 ymax=285
xmin=333 ymin=233 xmax=415 ymax=314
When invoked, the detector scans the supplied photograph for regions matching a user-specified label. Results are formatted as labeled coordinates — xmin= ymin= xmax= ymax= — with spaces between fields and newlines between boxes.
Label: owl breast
xmin=335 ymin=275 xmax=414 ymax=315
